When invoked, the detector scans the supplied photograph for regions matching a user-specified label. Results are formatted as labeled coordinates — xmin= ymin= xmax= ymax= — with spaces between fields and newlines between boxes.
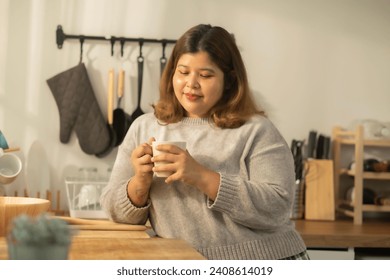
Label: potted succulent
xmin=7 ymin=214 xmax=75 ymax=260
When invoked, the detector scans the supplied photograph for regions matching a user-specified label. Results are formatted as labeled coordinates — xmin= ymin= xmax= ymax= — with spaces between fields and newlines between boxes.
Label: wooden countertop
xmin=69 ymin=237 xmax=204 ymax=260
xmin=294 ymin=219 xmax=390 ymax=248
xmin=5 ymin=217 xmax=388 ymax=258
xmin=0 ymin=230 xmax=205 ymax=260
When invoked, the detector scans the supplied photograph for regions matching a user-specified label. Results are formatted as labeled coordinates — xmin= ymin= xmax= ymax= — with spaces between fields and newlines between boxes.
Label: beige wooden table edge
xmin=1 ymin=235 xmax=205 ymax=260
xmin=68 ymin=237 xmax=205 ymax=260
xmin=294 ymin=219 xmax=390 ymax=248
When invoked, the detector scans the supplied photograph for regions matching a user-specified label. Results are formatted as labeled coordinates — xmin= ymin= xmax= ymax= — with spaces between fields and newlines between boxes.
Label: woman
xmin=101 ymin=24 xmax=308 ymax=260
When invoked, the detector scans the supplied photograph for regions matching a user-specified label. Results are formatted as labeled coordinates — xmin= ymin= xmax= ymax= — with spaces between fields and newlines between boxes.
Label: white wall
xmin=1 ymin=0 xmax=390 ymax=209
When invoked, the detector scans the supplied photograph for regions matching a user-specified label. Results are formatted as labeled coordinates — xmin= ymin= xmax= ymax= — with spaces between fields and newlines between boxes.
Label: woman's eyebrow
xmin=199 ymin=67 xmax=216 ymax=73
xmin=177 ymin=64 xmax=216 ymax=72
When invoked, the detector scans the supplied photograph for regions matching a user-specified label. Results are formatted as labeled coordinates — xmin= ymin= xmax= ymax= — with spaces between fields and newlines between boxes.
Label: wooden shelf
xmin=333 ymin=125 xmax=390 ymax=225
xmin=340 ymin=169 xmax=390 ymax=180
xmin=337 ymin=138 xmax=390 ymax=147
xmin=362 ymin=204 xmax=390 ymax=212
xmin=338 ymin=201 xmax=390 ymax=212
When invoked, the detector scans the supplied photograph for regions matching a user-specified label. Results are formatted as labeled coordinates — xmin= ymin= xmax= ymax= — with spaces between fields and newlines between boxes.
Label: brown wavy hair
xmin=153 ymin=24 xmax=264 ymax=128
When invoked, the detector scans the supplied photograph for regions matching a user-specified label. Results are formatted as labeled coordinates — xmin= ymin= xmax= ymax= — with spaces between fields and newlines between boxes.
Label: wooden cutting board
xmin=75 ymin=230 xmax=150 ymax=239
xmin=55 ymin=216 xmax=147 ymax=231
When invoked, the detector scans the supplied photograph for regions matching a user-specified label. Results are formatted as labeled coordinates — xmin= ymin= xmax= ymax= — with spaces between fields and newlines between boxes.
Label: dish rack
xmin=65 ymin=177 xmax=108 ymax=219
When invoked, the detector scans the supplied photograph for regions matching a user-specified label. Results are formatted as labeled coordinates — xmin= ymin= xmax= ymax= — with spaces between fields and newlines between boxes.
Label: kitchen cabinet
xmin=332 ymin=125 xmax=390 ymax=224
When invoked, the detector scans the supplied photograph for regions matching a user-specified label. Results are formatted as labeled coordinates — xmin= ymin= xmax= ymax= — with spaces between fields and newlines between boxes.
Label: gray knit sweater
xmin=100 ymin=113 xmax=306 ymax=259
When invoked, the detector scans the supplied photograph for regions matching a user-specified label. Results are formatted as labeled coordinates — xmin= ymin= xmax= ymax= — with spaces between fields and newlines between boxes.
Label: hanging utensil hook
xmin=161 ymin=40 xmax=167 ymax=59
xmin=160 ymin=40 xmax=167 ymax=76
xmin=120 ymin=38 xmax=125 ymax=57
xmin=138 ymin=39 xmax=144 ymax=63
xmin=79 ymin=36 xmax=85 ymax=63
xmin=130 ymin=39 xmax=145 ymax=123
xmin=56 ymin=25 xmax=66 ymax=49
xmin=110 ymin=37 xmax=116 ymax=56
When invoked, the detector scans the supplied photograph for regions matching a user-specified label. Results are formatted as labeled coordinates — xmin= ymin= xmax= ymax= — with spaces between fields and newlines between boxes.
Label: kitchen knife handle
xmin=323 ymin=136 xmax=331 ymax=159
xmin=315 ymin=135 xmax=325 ymax=159
xmin=307 ymin=130 xmax=317 ymax=159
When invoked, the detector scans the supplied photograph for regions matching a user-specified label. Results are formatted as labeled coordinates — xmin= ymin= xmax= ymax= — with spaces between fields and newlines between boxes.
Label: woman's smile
xmin=184 ymin=93 xmax=201 ymax=101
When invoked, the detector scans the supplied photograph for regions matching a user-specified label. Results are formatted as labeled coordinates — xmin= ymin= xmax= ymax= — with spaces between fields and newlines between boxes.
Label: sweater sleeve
xmin=207 ymin=119 xmax=295 ymax=230
xmin=100 ymin=116 xmax=150 ymax=225
xmin=100 ymin=179 xmax=150 ymax=225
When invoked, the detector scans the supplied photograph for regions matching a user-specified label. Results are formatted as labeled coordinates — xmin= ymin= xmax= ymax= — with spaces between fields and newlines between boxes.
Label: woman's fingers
xmin=133 ymin=143 xmax=152 ymax=158
xmin=131 ymin=140 xmax=156 ymax=176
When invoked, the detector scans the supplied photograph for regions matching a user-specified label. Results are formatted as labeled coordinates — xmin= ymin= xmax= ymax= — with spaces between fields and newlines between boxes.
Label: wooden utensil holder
xmin=304 ymin=159 xmax=335 ymax=221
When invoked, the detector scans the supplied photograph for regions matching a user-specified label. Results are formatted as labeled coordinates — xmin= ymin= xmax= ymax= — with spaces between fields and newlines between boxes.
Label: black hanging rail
xmin=55 ymin=25 xmax=176 ymax=50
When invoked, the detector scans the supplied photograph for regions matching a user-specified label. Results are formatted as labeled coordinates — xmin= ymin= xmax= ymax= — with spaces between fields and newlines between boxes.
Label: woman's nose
xmin=186 ymin=74 xmax=200 ymax=88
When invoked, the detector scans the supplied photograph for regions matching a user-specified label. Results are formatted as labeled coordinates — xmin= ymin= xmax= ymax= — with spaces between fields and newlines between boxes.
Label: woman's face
xmin=173 ymin=51 xmax=224 ymax=118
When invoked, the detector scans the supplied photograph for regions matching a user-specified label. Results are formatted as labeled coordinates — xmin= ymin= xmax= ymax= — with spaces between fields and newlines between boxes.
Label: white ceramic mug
xmin=152 ymin=141 xmax=187 ymax=177
xmin=0 ymin=153 xmax=22 ymax=184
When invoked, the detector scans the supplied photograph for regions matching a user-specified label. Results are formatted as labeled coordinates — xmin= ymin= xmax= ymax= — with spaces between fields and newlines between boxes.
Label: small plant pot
xmin=8 ymin=242 xmax=70 ymax=260
xmin=6 ymin=214 xmax=74 ymax=260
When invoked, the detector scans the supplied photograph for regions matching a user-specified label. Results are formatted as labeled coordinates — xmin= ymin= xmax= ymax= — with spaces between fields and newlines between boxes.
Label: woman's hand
xmin=151 ymin=143 xmax=220 ymax=200
xmin=127 ymin=137 xmax=155 ymax=207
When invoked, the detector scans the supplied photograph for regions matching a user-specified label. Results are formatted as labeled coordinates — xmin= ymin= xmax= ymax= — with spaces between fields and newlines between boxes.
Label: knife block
xmin=304 ymin=159 xmax=335 ymax=221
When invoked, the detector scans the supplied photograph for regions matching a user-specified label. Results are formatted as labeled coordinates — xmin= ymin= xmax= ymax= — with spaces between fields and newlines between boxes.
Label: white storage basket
xmin=65 ymin=177 xmax=108 ymax=219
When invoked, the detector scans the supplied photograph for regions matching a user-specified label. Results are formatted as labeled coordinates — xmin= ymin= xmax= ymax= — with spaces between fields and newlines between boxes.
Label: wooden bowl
xmin=0 ymin=197 xmax=50 ymax=236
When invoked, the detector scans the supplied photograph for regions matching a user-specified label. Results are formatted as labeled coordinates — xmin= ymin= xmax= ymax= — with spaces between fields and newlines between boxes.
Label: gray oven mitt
xmin=47 ymin=63 xmax=110 ymax=155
